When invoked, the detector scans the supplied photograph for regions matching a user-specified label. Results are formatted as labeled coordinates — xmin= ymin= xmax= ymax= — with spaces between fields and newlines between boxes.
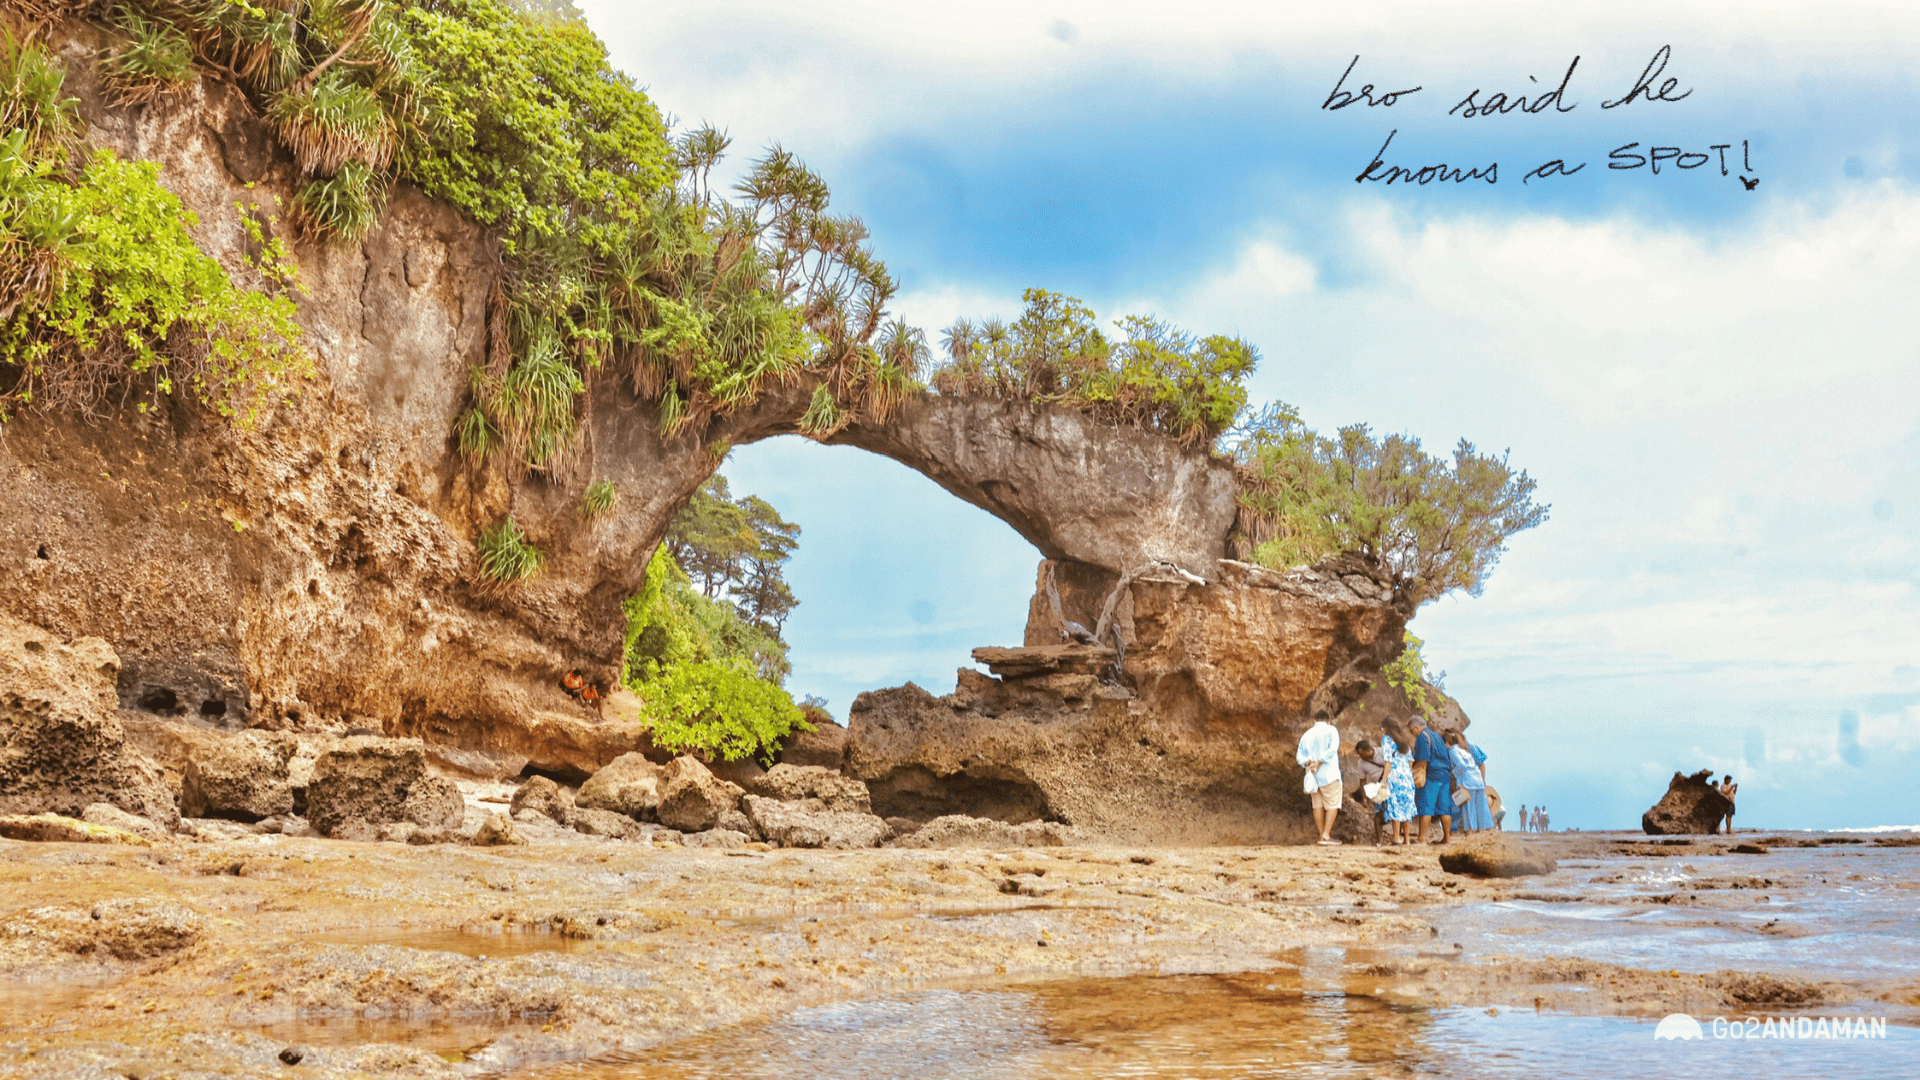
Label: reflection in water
xmin=1431 ymin=847 xmax=1920 ymax=983
xmin=250 ymin=1013 xmax=547 ymax=1062
xmin=523 ymin=964 xmax=1914 ymax=1080
xmin=312 ymin=927 xmax=597 ymax=958
xmin=0 ymin=979 xmax=117 ymax=1031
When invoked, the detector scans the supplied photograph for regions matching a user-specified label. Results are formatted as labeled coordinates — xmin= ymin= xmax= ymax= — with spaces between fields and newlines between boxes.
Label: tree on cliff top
xmin=1229 ymin=403 xmax=1548 ymax=606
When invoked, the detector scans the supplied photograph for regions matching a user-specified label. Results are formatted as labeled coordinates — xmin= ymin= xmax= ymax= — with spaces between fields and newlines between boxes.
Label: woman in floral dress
xmin=1380 ymin=733 xmax=1417 ymax=844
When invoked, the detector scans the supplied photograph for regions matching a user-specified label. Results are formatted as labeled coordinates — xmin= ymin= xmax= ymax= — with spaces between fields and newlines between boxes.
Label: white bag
xmin=1364 ymin=782 xmax=1386 ymax=803
xmin=1303 ymin=769 xmax=1319 ymax=793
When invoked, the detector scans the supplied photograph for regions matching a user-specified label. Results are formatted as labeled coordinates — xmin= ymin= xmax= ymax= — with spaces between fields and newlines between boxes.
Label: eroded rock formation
xmin=1643 ymin=769 xmax=1734 ymax=835
xmin=845 ymin=558 xmax=1414 ymax=845
xmin=1 ymin=43 xmax=1464 ymax=846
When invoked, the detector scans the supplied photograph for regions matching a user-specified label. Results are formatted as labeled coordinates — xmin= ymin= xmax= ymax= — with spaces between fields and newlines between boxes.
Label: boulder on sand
xmin=747 ymin=763 xmax=872 ymax=813
xmin=741 ymin=794 xmax=891 ymax=849
xmin=0 ymin=613 xmax=177 ymax=827
xmin=1641 ymin=769 xmax=1733 ymax=835
xmin=576 ymin=753 xmax=667 ymax=821
xmin=1438 ymin=833 xmax=1556 ymax=878
xmin=303 ymin=736 xmax=449 ymax=837
xmin=509 ymin=775 xmax=576 ymax=825
xmin=656 ymin=756 xmax=744 ymax=833
xmin=180 ymin=732 xmax=298 ymax=822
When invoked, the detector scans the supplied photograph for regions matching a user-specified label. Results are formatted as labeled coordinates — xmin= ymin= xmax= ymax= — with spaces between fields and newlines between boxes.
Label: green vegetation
xmin=581 ymin=478 xmax=616 ymax=519
xmin=474 ymin=517 xmax=542 ymax=581
xmin=619 ymin=475 xmax=808 ymax=761
xmin=935 ymin=289 xmax=1258 ymax=448
xmin=2 ymin=30 xmax=308 ymax=423
xmin=1380 ymin=630 xmax=1443 ymax=720
xmin=1229 ymin=403 xmax=1548 ymax=605
xmin=621 ymin=544 xmax=804 ymax=762
xmin=665 ymin=474 xmax=799 ymax=636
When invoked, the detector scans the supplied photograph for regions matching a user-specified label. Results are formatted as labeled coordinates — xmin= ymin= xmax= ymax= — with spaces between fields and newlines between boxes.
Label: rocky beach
xmin=2 ymin=810 xmax=1915 ymax=1078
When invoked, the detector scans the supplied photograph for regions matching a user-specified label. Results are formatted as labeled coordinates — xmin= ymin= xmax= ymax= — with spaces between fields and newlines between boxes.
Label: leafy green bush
xmin=621 ymin=545 xmax=804 ymax=762
xmin=1229 ymin=404 xmax=1549 ymax=605
xmin=632 ymin=659 xmax=806 ymax=763
xmin=475 ymin=518 xmax=542 ymax=581
xmin=934 ymin=289 xmax=1257 ymax=448
xmin=1 ymin=127 xmax=310 ymax=423
xmin=1380 ymin=631 xmax=1443 ymax=719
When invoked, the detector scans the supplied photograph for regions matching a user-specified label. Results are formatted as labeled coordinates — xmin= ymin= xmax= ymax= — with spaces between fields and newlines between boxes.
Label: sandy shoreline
xmin=2 ymin=829 xmax=1915 ymax=1077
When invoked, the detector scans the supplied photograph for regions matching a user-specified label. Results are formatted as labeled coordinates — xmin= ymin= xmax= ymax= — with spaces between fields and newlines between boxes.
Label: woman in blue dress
xmin=1447 ymin=732 xmax=1493 ymax=832
xmin=1380 ymin=733 xmax=1417 ymax=844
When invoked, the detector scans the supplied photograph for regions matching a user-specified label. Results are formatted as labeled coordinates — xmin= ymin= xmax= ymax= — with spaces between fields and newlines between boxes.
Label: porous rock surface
xmin=656 ymin=756 xmax=745 ymax=834
xmin=302 ymin=736 xmax=455 ymax=837
xmin=576 ymin=753 xmax=666 ymax=821
xmin=0 ymin=612 xmax=177 ymax=828
xmin=1642 ymin=769 xmax=1734 ymax=835
xmin=741 ymin=795 xmax=892 ymax=849
xmin=1437 ymin=833 xmax=1557 ymax=878
xmin=747 ymin=764 xmax=872 ymax=813
xmin=179 ymin=731 xmax=298 ymax=822
xmin=888 ymin=814 xmax=1074 ymax=849
xmin=845 ymin=558 xmax=1411 ymax=845
xmin=510 ymin=775 xmax=576 ymax=826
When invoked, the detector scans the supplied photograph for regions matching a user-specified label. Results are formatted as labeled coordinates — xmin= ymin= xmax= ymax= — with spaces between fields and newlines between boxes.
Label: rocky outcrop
xmin=656 ymin=757 xmax=745 ymax=833
xmin=828 ymin=395 xmax=1237 ymax=581
xmin=1642 ymin=770 xmax=1734 ymax=835
xmin=509 ymin=775 xmax=576 ymax=826
xmin=1438 ymin=833 xmax=1557 ymax=878
xmin=0 ymin=40 xmax=1440 ymax=849
xmin=179 ymin=732 xmax=298 ymax=822
xmin=776 ymin=719 xmax=848 ymax=770
xmin=741 ymin=795 xmax=892 ymax=849
xmin=889 ymin=814 xmax=1075 ymax=849
xmin=746 ymin=764 xmax=872 ymax=813
xmin=576 ymin=753 xmax=666 ymax=820
xmin=302 ymin=737 xmax=456 ymax=837
xmin=845 ymin=557 xmax=1407 ymax=845
xmin=0 ymin=612 xmax=177 ymax=828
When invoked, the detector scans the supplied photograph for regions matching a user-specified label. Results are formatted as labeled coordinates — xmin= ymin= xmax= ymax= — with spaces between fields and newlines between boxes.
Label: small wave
xmin=1826 ymin=825 xmax=1920 ymax=834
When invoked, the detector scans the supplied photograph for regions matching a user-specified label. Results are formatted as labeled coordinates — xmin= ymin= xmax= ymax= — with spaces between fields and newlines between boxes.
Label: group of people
xmin=1295 ymin=713 xmax=1496 ymax=846
xmin=1516 ymin=805 xmax=1551 ymax=833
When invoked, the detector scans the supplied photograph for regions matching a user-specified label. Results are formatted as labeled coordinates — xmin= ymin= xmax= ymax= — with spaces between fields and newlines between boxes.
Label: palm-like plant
xmin=103 ymin=5 xmax=196 ymax=106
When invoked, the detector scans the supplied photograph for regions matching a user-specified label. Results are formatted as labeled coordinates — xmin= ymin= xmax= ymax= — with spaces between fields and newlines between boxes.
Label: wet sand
xmin=1 ymin=829 xmax=1914 ymax=1077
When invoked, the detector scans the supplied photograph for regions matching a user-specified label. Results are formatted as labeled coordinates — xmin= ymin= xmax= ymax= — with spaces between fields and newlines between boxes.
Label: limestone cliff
xmin=2 ymin=41 xmax=1451 ymax=843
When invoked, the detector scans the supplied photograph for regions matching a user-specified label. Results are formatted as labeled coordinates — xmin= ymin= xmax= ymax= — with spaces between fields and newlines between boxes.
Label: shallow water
xmin=519 ymin=964 xmax=1915 ymax=1080
xmin=314 ymin=927 xmax=598 ymax=958
xmin=1428 ymin=843 xmax=1920 ymax=984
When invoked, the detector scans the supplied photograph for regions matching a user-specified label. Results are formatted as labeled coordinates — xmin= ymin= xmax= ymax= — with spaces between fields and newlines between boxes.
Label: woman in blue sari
xmin=1380 ymin=733 xmax=1417 ymax=844
xmin=1447 ymin=732 xmax=1493 ymax=832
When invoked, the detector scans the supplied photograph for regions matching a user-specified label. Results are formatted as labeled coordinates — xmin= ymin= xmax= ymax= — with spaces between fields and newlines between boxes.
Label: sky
xmin=579 ymin=0 xmax=1920 ymax=831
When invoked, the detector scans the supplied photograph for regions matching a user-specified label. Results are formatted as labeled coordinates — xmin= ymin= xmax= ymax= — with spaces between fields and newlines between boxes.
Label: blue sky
xmin=582 ymin=1 xmax=1920 ymax=831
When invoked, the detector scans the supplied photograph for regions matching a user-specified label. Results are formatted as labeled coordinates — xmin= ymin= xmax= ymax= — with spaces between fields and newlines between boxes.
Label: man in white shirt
xmin=1296 ymin=717 xmax=1343 ymax=846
